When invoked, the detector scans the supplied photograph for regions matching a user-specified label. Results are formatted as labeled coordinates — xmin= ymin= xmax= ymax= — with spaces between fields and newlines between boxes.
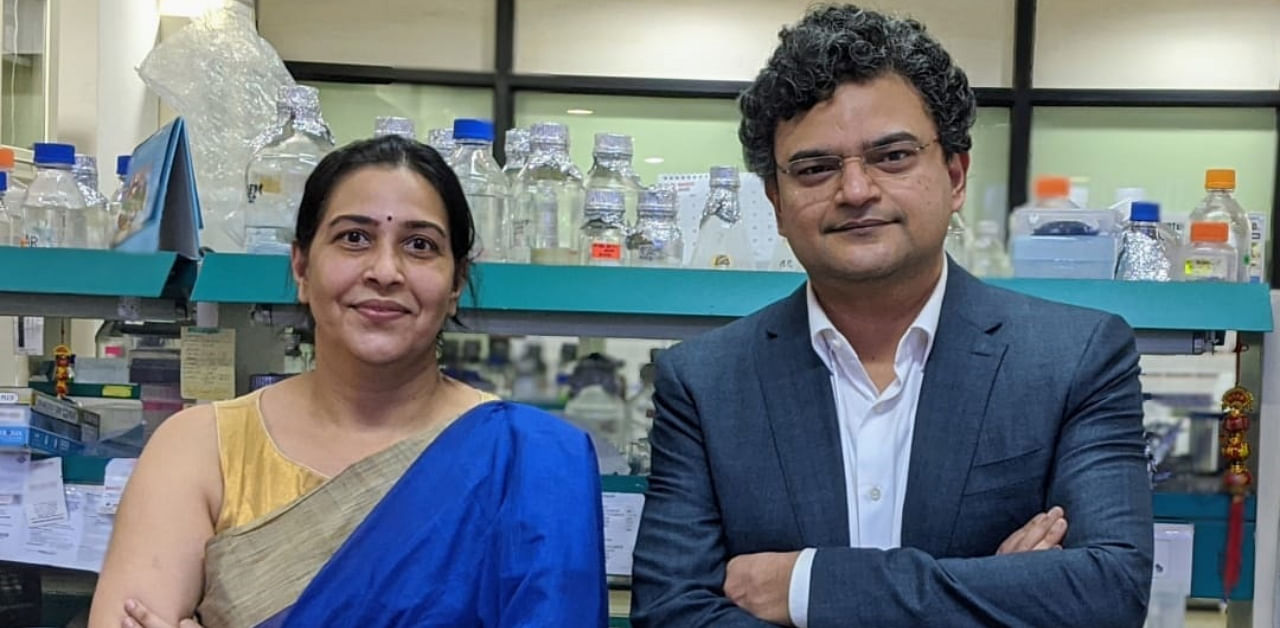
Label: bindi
xmin=385 ymin=215 xmax=393 ymax=222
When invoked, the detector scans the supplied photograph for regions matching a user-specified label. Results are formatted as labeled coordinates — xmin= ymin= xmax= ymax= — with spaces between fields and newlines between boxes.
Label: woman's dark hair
xmin=294 ymin=134 xmax=476 ymax=288
xmin=738 ymin=4 xmax=976 ymax=179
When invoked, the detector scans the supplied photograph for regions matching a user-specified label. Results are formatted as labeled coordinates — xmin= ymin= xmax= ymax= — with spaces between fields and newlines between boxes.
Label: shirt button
xmin=868 ymin=487 xmax=882 ymax=501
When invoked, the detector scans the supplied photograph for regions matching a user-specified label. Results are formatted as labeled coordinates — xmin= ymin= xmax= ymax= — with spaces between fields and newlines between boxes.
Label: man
xmin=631 ymin=5 xmax=1153 ymax=627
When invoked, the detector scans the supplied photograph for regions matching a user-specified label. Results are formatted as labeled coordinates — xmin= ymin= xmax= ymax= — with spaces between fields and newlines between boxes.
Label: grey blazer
xmin=631 ymin=261 xmax=1154 ymax=627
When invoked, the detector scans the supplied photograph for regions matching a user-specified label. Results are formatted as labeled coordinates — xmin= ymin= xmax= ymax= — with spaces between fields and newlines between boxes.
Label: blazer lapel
xmin=901 ymin=266 xmax=1007 ymax=556
xmin=757 ymin=288 xmax=850 ymax=547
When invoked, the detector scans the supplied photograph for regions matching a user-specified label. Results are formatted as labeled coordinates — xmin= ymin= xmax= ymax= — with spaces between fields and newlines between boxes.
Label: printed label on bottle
xmin=246 ymin=176 xmax=282 ymax=203
xmin=1184 ymin=258 xmax=1226 ymax=280
xmin=712 ymin=254 xmax=733 ymax=268
xmin=590 ymin=242 xmax=622 ymax=261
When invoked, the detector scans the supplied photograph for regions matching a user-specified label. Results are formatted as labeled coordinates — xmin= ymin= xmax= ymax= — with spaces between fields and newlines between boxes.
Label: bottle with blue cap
xmin=105 ymin=155 xmax=132 ymax=246
xmin=1116 ymin=200 xmax=1179 ymax=282
xmin=0 ymin=170 xmax=17 ymax=246
xmin=22 ymin=142 xmax=86 ymax=248
xmin=450 ymin=118 xmax=508 ymax=262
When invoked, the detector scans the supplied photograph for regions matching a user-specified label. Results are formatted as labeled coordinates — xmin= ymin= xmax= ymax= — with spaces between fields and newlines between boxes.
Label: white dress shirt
xmin=787 ymin=261 xmax=948 ymax=628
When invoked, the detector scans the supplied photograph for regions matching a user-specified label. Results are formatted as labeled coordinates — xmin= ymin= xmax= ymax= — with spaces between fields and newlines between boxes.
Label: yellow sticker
xmin=101 ymin=385 xmax=133 ymax=398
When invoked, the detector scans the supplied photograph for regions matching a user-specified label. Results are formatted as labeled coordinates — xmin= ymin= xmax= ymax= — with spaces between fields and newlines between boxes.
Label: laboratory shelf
xmin=0 ymin=247 xmax=192 ymax=320
xmin=194 ymin=255 xmax=1274 ymax=341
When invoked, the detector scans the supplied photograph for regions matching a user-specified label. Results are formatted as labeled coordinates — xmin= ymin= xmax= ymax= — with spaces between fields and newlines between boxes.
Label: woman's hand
xmin=121 ymin=599 xmax=203 ymax=628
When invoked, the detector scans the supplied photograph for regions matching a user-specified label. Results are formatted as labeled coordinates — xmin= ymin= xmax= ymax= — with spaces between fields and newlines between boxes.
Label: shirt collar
xmin=807 ymin=257 xmax=949 ymax=372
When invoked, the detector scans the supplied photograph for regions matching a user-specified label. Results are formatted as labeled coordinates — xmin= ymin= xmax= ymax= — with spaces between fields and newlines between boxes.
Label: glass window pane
xmin=259 ymin=0 xmax=494 ymax=72
xmin=1029 ymin=108 xmax=1276 ymax=223
xmin=514 ymin=92 xmax=743 ymax=182
xmin=515 ymin=0 xmax=1014 ymax=86
xmin=1035 ymin=0 xmax=1280 ymax=89
xmin=963 ymin=108 xmax=1012 ymax=227
xmin=302 ymin=81 xmax=494 ymax=147
xmin=2 ymin=0 xmax=47 ymax=148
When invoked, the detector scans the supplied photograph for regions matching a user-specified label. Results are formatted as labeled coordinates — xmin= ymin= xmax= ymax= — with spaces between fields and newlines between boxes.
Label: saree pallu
xmin=197 ymin=401 xmax=607 ymax=627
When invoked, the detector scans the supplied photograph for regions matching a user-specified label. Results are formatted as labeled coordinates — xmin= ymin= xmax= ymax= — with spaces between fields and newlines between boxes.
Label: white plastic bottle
xmin=22 ymin=142 xmax=86 ymax=248
xmin=1188 ymin=169 xmax=1251 ymax=282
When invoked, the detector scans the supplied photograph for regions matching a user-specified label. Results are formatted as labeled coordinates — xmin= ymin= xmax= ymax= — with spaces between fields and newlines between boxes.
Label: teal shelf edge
xmin=602 ymin=475 xmax=649 ymax=493
xmin=0 ymin=247 xmax=184 ymax=298
xmin=1153 ymin=492 xmax=1256 ymax=600
xmin=608 ymin=617 xmax=631 ymax=627
xmin=192 ymin=252 xmax=295 ymax=303
xmin=187 ymin=257 xmax=1274 ymax=333
xmin=987 ymin=278 xmax=1273 ymax=332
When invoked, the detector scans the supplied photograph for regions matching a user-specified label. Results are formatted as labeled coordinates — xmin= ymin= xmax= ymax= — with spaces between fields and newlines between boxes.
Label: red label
xmin=591 ymin=242 xmax=623 ymax=260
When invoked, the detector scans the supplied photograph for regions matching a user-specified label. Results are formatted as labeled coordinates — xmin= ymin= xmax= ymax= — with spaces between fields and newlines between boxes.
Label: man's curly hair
xmin=738 ymin=4 xmax=976 ymax=179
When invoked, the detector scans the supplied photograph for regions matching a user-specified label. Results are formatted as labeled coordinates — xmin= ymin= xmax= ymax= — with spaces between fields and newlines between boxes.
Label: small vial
xmin=580 ymin=188 xmax=626 ymax=266
xmin=1183 ymin=221 xmax=1237 ymax=282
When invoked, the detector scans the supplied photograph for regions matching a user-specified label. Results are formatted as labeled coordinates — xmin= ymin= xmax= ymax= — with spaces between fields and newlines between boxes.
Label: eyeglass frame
xmin=774 ymin=136 xmax=942 ymax=187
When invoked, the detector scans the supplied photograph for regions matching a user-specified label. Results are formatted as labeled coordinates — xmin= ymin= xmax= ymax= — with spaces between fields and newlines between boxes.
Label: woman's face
xmin=292 ymin=165 xmax=462 ymax=367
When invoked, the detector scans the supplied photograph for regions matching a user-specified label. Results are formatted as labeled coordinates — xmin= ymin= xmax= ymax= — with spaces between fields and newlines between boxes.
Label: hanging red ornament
xmin=1218 ymin=384 xmax=1254 ymax=602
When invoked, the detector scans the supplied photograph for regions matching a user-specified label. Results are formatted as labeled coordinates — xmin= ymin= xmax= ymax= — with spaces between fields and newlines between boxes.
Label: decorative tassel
xmin=1219 ymin=379 xmax=1254 ymax=602
xmin=1222 ymin=495 xmax=1246 ymax=600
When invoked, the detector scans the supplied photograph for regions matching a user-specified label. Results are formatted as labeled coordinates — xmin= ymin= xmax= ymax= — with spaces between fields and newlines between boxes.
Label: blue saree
xmin=197 ymin=402 xmax=607 ymax=627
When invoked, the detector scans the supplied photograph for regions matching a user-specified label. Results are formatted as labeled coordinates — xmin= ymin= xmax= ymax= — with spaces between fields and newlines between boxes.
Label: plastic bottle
xmin=626 ymin=185 xmax=683 ymax=267
xmin=585 ymin=133 xmax=643 ymax=228
xmin=511 ymin=342 xmax=549 ymax=402
xmin=1188 ymin=169 xmax=1251 ymax=282
xmin=690 ymin=166 xmax=753 ymax=269
xmin=1110 ymin=187 xmax=1146 ymax=225
xmin=244 ymin=85 xmax=335 ymax=254
xmin=426 ymin=128 xmax=456 ymax=164
xmin=22 ymin=142 xmax=85 ymax=248
xmin=580 ymin=188 xmax=627 ymax=266
xmin=562 ymin=353 xmax=630 ymax=475
xmin=0 ymin=148 xmax=26 ymax=211
xmin=503 ymin=128 xmax=530 ymax=188
xmin=1183 ymin=221 xmax=1237 ymax=282
xmin=967 ymin=220 xmax=1013 ymax=278
xmin=625 ymin=354 xmax=658 ymax=475
xmin=0 ymin=172 xmax=17 ymax=246
xmin=73 ymin=154 xmax=109 ymax=249
xmin=374 ymin=116 xmax=416 ymax=140
xmin=1116 ymin=201 xmax=1179 ymax=282
xmin=450 ymin=118 xmax=508 ymax=262
xmin=769 ymin=237 xmax=802 ymax=272
xmin=514 ymin=122 xmax=585 ymax=265
xmin=106 ymin=155 xmax=131 ymax=247
xmin=944 ymin=213 xmax=970 ymax=268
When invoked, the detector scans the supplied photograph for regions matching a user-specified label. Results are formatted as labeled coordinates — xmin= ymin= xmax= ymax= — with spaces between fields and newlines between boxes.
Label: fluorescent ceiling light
xmin=643 ymin=157 xmax=665 ymax=164
xmin=158 ymin=0 xmax=224 ymax=17
xmin=565 ymin=108 xmax=594 ymax=115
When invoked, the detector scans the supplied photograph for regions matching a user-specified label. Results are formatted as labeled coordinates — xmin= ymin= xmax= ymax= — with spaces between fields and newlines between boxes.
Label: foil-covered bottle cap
xmin=637 ymin=186 xmax=677 ymax=218
xmin=585 ymin=188 xmax=626 ymax=216
xmin=374 ymin=116 xmax=416 ymax=140
xmin=709 ymin=165 xmax=739 ymax=188
xmin=593 ymin=132 xmax=633 ymax=157
xmin=73 ymin=154 xmax=98 ymax=177
xmin=530 ymin=122 xmax=569 ymax=148
xmin=282 ymin=85 xmax=321 ymax=114
xmin=426 ymin=128 xmax=455 ymax=153
xmin=505 ymin=127 xmax=531 ymax=153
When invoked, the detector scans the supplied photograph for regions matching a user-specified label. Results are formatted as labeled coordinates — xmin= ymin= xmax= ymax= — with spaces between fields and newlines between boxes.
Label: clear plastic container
xmin=450 ymin=118 xmax=508 ymax=262
xmin=0 ymin=148 xmax=26 ymax=212
xmin=1183 ymin=221 xmax=1237 ymax=282
xmin=585 ymin=133 xmax=643 ymax=228
xmin=580 ymin=188 xmax=627 ymax=266
xmin=22 ymin=142 xmax=86 ymax=249
xmin=514 ymin=122 xmax=584 ymax=265
xmin=1009 ymin=175 xmax=1118 ymax=279
xmin=945 ymin=212 xmax=970 ymax=268
xmin=73 ymin=154 xmax=110 ymax=249
xmin=106 ymin=155 xmax=131 ymax=247
xmin=0 ymin=172 xmax=17 ymax=246
xmin=1116 ymin=201 xmax=1179 ymax=282
xmin=243 ymin=86 xmax=335 ymax=255
xmin=625 ymin=359 xmax=657 ymax=475
xmin=690 ymin=166 xmax=753 ymax=269
xmin=426 ymin=127 xmax=456 ymax=163
xmin=374 ymin=116 xmax=416 ymax=140
xmin=1188 ymin=169 xmax=1251 ymax=282
xmin=968 ymin=219 xmax=1013 ymax=278
xmin=769 ymin=237 xmax=802 ymax=272
xmin=626 ymin=186 xmax=683 ymax=267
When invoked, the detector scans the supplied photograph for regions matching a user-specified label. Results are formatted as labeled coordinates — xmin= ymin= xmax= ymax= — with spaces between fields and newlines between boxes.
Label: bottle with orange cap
xmin=1183 ymin=221 xmax=1238 ymax=282
xmin=0 ymin=148 xmax=26 ymax=210
xmin=1188 ymin=168 xmax=1251 ymax=282
xmin=1008 ymin=175 xmax=1119 ymax=279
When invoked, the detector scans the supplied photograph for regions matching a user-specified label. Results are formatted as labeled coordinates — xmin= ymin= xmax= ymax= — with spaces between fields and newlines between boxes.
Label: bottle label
xmin=1184 ymin=257 xmax=1229 ymax=281
xmin=246 ymin=176 xmax=282 ymax=204
xmin=590 ymin=242 xmax=622 ymax=261
xmin=712 ymin=254 xmax=733 ymax=268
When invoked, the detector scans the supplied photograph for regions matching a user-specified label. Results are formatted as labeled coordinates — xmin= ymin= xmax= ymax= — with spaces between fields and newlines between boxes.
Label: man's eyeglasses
xmin=776 ymin=137 xmax=940 ymax=189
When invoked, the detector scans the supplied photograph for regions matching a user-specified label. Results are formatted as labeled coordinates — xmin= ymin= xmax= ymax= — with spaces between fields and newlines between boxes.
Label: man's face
xmin=768 ymin=73 xmax=969 ymax=283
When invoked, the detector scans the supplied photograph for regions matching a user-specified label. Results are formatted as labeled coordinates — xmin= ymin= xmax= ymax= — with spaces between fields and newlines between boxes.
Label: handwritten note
xmin=602 ymin=491 xmax=645 ymax=577
xmin=181 ymin=327 xmax=236 ymax=401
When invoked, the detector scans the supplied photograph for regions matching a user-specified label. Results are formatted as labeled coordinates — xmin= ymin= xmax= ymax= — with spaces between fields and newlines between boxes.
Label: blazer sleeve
xmin=806 ymin=314 xmax=1154 ymax=627
xmin=630 ymin=353 xmax=778 ymax=628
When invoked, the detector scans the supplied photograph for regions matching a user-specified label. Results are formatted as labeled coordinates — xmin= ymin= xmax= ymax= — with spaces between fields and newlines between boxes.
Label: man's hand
xmin=724 ymin=551 xmax=801 ymax=625
xmin=122 ymin=599 xmax=203 ymax=628
xmin=997 ymin=506 xmax=1068 ymax=555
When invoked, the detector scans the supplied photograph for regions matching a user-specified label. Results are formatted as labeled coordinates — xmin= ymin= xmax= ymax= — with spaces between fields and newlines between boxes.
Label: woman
xmin=89 ymin=136 xmax=607 ymax=627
